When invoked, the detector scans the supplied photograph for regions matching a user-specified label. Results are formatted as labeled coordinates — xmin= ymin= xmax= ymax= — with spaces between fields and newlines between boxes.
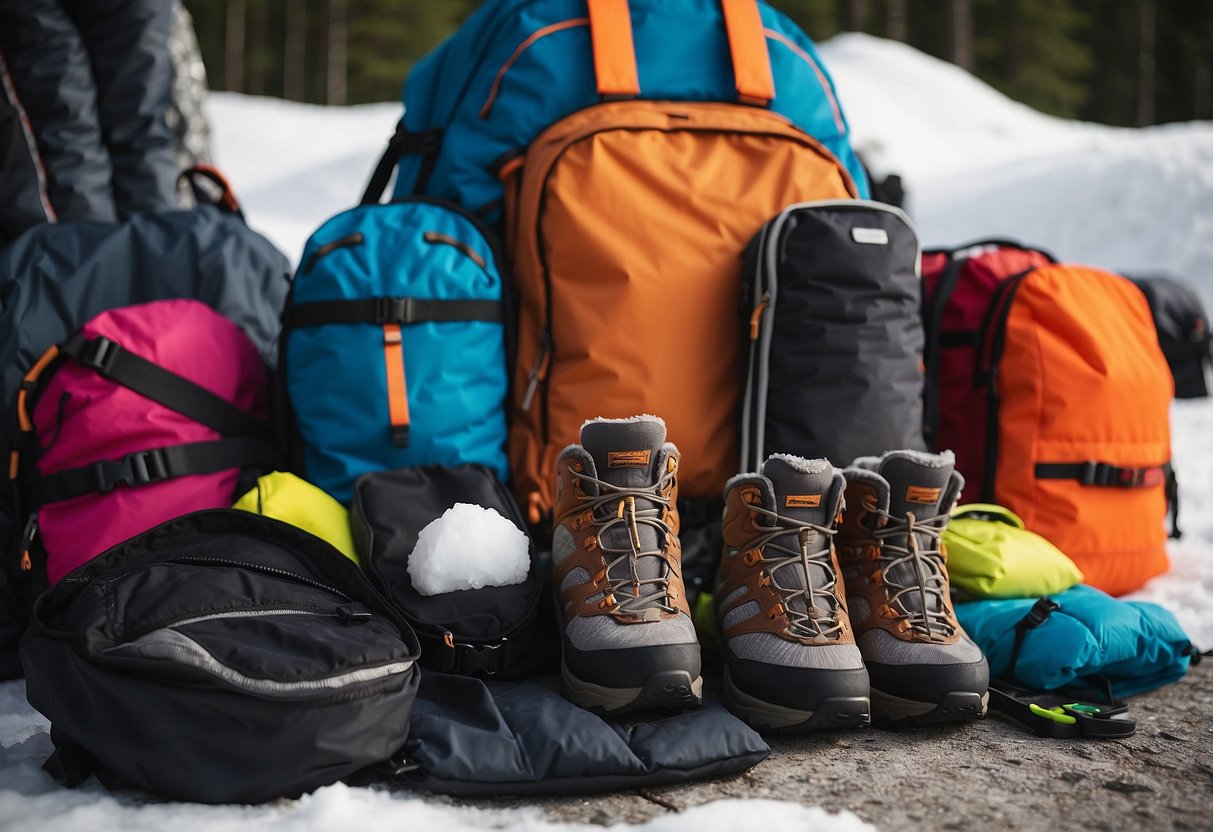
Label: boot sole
xmin=723 ymin=667 xmax=870 ymax=733
xmin=562 ymin=660 xmax=703 ymax=715
xmin=870 ymin=687 xmax=989 ymax=728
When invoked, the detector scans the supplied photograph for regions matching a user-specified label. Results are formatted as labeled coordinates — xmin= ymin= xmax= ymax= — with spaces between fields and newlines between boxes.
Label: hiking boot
xmin=715 ymin=455 xmax=870 ymax=732
xmin=836 ymin=450 xmax=989 ymax=726
xmin=551 ymin=415 xmax=702 ymax=714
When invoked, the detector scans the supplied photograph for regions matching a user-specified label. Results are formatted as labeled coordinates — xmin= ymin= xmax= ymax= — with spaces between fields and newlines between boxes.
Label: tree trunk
xmin=1137 ymin=0 xmax=1156 ymax=126
xmin=886 ymin=0 xmax=907 ymax=41
xmin=283 ymin=1 xmax=305 ymax=101
xmin=327 ymin=0 xmax=348 ymax=106
xmin=949 ymin=0 xmax=973 ymax=72
xmin=845 ymin=0 xmax=868 ymax=32
xmin=246 ymin=0 xmax=266 ymax=96
xmin=224 ymin=0 xmax=245 ymax=92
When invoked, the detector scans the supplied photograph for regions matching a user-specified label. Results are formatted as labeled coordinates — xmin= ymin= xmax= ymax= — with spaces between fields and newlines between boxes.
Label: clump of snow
xmin=407 ymin=503 xmax=530 ymax=595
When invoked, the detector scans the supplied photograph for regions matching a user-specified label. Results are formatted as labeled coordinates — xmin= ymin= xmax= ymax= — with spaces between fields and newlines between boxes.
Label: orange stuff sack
xmin=505 ymin=100 xmax=856 ymax=523
xmin=979 ymin=263 xmax=1173 ymax=595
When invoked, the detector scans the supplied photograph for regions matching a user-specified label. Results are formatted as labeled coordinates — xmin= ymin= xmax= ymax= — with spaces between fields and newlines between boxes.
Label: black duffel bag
xmin=21 ymin=509 xmax=421 ymax=804
xmin=351 ymin=464 xmax=553 ymax=679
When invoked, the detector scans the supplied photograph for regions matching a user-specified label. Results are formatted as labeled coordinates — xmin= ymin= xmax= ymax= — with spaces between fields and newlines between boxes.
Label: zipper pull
xmin=18 ymin=514 xmax=37 ymax=572
xmin=335 ymin=603 xmax=373 ymax=623
xmin=520 ymin=331 xmax=552 ymax=411
xmin=749 ymin=294 xmax=769 ymax=340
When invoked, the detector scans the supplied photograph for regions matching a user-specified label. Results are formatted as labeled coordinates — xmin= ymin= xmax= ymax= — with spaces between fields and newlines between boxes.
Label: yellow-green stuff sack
xmin=233 ymin=471 xmax=360 ymax=566
xmin=944 ymin=504 xmax=1083 ymax=599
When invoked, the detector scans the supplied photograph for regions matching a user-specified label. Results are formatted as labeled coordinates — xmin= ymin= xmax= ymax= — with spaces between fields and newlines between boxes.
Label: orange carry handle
xmin=721 ymin=0 xmax=775 ymax=104
xmin=587 ymin=0 xmax=640 ymax=97
xmin=383 ymin=324 xmax=411 ymax=447
xmin=587 ymin=0 xmax=774 ymax=103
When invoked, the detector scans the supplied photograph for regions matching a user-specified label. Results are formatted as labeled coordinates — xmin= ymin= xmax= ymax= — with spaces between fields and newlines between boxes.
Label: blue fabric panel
xmin=288 ymin=201 xmax=508 ymax=503
xmin=392 ymin=0 xmax=869 ymax=208
xmin=956 ymin=584 xmax=1193 ymax=699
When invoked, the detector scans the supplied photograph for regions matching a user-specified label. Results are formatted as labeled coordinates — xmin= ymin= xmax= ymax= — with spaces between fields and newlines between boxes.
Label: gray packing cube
xmin=741 ymin=200 xmax=926 ymax=472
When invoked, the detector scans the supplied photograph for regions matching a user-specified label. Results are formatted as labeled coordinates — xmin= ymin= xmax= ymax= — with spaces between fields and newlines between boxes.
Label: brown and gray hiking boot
xmin=551 ymin=415 xmax=702 ymax=714
xmin=715 ymin=455 xmax=870 ymax=732
xmin=836 ymin=450 xmax=989 ymax=726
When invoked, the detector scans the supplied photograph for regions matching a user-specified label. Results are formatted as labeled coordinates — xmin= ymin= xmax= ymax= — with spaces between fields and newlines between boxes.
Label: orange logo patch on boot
xmin=785 ymin=494 xmax=822 ymax=508
xmin=608 ymin=450 xmax=651 ymax=468
xmin=905 ymin=485 xmax=942 ymax=504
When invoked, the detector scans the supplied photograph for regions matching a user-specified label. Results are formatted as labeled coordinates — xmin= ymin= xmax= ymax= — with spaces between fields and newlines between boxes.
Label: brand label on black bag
xmin=609 ymin=450 xmax=651 ymax=468
xmin=852 ymin=227 xmax=889 ymax=245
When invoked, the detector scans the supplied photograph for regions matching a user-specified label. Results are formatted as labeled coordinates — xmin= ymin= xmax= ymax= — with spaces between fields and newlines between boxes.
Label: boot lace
xmin=745 ymin=502 xmax=842 ymax=640
xmin=571 ymin=467 xmax=677 ymax=616
xmin=869 ymin=508 xmax=955 ymax=639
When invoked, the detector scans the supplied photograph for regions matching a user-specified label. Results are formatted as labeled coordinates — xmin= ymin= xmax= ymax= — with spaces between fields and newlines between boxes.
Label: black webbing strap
xmin=285 ymin=297 xmax=503 ymax=329
xmin=59 ymin=335 xmax=268 ymax=439
xmin=28 ymin=438 xmax=281 ymax=505
xmin=360 ymin=125 xmax=443 ymax=205
xmin=1165 ymin=463 xmax=1182 ymax=539
xmin=1034 ymin=461 xmax=1167 ymax=488
xmin=1007 ymin=597 xmax=1059 ymax=684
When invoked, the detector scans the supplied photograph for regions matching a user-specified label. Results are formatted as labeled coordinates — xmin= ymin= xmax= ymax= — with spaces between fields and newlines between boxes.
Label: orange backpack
xmin=503 ymin=9 xmax=858 ymax=524
xmin=926 ymin=255 xmax=1174 ymax=595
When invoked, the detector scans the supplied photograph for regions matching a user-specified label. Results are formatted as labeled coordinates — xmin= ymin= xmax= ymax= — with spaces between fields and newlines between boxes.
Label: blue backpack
xmin=364 ymin=0 xmax=870 ymax=211
xmin=282 ymin=197 xmax=509 ymax=503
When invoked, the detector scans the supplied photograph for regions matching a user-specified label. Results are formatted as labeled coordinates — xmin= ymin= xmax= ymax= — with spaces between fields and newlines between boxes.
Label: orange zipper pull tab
xmin=17 ymin=514 xmax=37 ymax=572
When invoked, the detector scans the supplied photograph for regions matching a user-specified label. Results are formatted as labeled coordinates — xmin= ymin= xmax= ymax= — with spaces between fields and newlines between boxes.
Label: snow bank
xmin=819 ymin=33 xmax=1213 ymax=304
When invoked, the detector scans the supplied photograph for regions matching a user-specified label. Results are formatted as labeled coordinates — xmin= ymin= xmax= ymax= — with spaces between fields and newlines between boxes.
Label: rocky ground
xmin=449 ymin=661 xmax=1213 ymax=831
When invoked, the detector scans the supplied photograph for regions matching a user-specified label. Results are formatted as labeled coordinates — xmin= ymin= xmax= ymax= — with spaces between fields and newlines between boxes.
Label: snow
xmin=3 ymin=29 xmax=1211 ymax=830
xmin=408 ymin=503 xmax=531 ymax=595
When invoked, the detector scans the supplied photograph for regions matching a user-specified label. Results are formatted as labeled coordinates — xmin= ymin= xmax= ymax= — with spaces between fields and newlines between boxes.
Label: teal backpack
xmin=282 ymin=198 xmax=509 ymax=503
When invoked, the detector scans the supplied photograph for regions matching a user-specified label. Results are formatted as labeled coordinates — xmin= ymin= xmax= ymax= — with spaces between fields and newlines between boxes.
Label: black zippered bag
xmin=351 ymin=464 xmax=553 ymax=679
xmin=21 ymin=510 xmax=421 ymax=804
xmin=740 ymin=199 xmax=926 ymax=472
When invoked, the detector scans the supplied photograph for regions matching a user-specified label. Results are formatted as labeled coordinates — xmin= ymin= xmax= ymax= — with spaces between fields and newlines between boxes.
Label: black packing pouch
xmin=351 ymin=464 xmax=554 ymax=678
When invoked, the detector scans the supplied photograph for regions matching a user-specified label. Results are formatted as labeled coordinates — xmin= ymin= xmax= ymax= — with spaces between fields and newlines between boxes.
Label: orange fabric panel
xmin=587 ymin=0 xmax=640 ymax=96
xmin=508 ymin=101 xmax=856 ymax=516
xmin=382 ymin=324 xmax=410 ymax=436
xmin=721 ymin=0 xmax=775 ymax=103
xmin=993 ymin=264 xmax=1171 ymax=595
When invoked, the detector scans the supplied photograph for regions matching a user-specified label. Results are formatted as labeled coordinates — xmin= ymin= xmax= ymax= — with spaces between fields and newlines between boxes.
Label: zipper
xmin=165 ymin=604 xmax=373 ymax=630
xmin=520 ymin=330 xmax=552 ymax=412
xmin=167 ymin=556 xmax=355 ymax=602
xmin=304 ymin=232 xmax=364 ymax=274
xmin=17 ymin=513 xmax=37 ymax=573
xmin=422 ymin=231 xmax=489 ymax=271
xmin=975 ymin=269 xmax=1036 ymax=500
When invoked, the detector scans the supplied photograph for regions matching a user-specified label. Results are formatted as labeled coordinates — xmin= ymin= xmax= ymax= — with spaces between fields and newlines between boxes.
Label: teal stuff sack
xmin=955 ymin=585 xmax=1194 ymax=698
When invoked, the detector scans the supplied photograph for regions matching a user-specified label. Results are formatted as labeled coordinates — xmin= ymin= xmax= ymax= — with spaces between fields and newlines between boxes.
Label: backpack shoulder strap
xmin=59 ymin=334 xmax=267 ymax=438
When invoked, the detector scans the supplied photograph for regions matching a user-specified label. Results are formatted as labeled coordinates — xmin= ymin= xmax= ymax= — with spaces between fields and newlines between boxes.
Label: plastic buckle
xmin=1019 ymin=597 xmax=1060 ymax=632
xmin=78 ymin=337 xmax=119 ymax=374
xmin=376 ymin=297 xmax=416 ymax=325
xmin=1078 ymin=461 xmax=1114 ymax=486
xmin=91 ymin=449 xmax=169 ymax=494
xmin=450 ymin=638 xmax=507 ymax=677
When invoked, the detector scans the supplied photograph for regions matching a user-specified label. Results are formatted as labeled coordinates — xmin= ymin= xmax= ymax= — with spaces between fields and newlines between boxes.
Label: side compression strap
xmin=28 ymin=437 xmax=281 ymax=505
xmin=285 ymin=297 xmax=503 ymax=328
xmin=1034 ymin=461 xmax=1166 ymax=488
xmin=1007 ymin=597 xmax=1059 ymax=685
xmin=58 ymin=335 xmax=268 ymax=439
